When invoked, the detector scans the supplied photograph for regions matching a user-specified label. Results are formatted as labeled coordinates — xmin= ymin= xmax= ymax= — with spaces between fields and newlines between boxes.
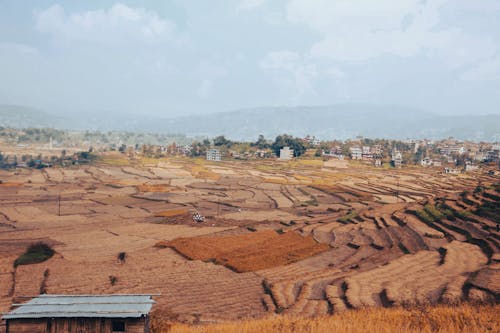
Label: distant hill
xmin=0 ymin=104 xmax=59 ymax=128
xmin=155 ymin=105 xmax=500 ymax=141
xmin=0 ymin=104 xmax=498 ymax=141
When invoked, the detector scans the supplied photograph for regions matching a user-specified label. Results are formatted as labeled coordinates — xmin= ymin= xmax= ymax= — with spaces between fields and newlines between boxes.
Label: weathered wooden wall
xmin=6 ymin=317 xmax=146 ymax=333
xmin=6 ymin=319 xmax=45 ymax=333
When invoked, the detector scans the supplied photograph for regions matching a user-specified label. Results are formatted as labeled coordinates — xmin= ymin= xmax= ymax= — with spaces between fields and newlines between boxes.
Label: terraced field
xmin=0 ymin=154 xmax=498 ymax=329
xmin=163 ymin=230 xmax=329 ymax=272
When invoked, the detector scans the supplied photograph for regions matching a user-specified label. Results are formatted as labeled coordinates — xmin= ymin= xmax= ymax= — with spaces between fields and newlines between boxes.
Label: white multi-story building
xmin=279 ymin=146 xmax=294 ymax=160
xmin=350 ymin=147 xmax=362 ymax=160
xmin=392 ymin=150 xmax=403 ymax=168
xmin=420 ymin=157 xmax=442 ymax=167
xmin=206 ymin=148 xmax=221 ymax=161
xmin=440 ymin=145 xmax=465 ymax=156
xmin=465 ymin=162 xmax=479 ymax=172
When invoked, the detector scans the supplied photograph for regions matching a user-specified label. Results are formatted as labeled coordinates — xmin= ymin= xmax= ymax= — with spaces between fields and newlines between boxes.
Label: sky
xmin=0 ymin=0 xmax=499 ymax=117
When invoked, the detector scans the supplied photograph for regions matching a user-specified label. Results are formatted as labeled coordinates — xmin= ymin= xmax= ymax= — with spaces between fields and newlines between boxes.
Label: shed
xmin=2 ymin=294 xmax=154 ymax=333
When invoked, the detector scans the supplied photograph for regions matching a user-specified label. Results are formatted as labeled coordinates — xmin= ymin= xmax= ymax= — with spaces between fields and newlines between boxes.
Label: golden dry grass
xmin=139 ymin=157 xmax=165 ymax=165
xmin=0 ymin=181 xmax=23 ymax=187
xmin=292 ymin=174 xmax=312 ymax=183
xmin=100 ymin=156 xmax=131 ymax=166
xmin=155 ymin=303 xmax=499 ymax=333
xmin=155 ymin=208 xmax=189 ymax=217
xmin=137 ymin=184 xmax=173 ymax=192
xmin=190 ymin=165 xmax=221 ymax=180
xmin=262 ymin=177 xmax=293 ymax=185
xmin=293 ymin=159 xmax=324 ymax=167
xmin=108 ymin=179 xmax=144 ymax=186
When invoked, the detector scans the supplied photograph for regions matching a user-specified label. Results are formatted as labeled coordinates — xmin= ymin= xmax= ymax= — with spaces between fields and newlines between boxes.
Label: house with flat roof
xmin=279 ymin=146 xmax=293 ymax=160
xmin=349 ymin=147 xmax=362 ymax=160
xmin=2 ymin=294 xmax=154 ymax=333
xmin=391 ymin=150 xmax=403 ymax=168
xmin=206 ymin=148 xmax=221 ymax=161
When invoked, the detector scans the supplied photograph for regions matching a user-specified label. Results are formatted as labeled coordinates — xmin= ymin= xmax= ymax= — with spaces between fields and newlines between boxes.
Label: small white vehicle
xmin=193 ymin=212 xmax=205 ymax=223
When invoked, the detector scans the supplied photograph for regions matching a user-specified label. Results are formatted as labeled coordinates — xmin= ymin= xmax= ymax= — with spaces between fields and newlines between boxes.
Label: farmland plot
xmin=0 ymin=157 xmax=498 ymax=323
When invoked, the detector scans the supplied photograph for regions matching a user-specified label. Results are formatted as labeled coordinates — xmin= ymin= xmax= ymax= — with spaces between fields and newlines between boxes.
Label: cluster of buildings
xmin=42 ymin=135 xmax=496 ymax=173
xmin=322 ymin=146 xmax=344 ymax=159
xmin=302 ymin=135 xmax=321 ymax=147
xmin=435 ymin=140 xmax=499 ymax=162
xmin=348 ymin=145 xmax=383 ymax=161
xmin=201 ymin=139 xmax=500 ymax=172
xmin=420 ymin=157 xmax=442 ymax=167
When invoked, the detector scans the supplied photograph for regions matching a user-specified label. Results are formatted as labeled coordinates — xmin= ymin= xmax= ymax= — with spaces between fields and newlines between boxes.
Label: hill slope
xmin=1 ymin=104 xmax=498 ymax=141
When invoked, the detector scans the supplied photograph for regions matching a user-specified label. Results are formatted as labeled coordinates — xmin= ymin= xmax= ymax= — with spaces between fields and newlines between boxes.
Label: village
xmin=1 ymin=128 xmax=499 ymax=175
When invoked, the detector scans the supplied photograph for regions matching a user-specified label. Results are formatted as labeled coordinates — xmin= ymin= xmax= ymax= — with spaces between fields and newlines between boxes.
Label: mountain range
xmin=0 ymin=104 xmax=499 ymax=142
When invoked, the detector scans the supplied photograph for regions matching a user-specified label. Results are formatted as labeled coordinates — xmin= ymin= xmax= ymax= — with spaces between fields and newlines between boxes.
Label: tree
xmin=414 ymin=146 xmax=426 ymax=164
xmin=252 ymin=135 xmax=270 ymax=149
xmin=271 ymin=134 xmax=307 ymax=157
xmin=213 ymin=135 xmax=231 ymax=146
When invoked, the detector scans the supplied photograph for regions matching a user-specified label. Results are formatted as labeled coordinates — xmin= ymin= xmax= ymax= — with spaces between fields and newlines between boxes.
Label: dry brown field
xmin=0 ymin=153 xmax=498 ymax=331
xmin=163 ymin=230 xmax=330 ymax=272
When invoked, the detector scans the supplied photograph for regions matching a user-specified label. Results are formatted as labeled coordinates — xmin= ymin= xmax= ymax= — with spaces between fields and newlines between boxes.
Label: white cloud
xmin=261 ymin=50 xmax=318 ymax=99
xmin=197 ymin=79 xmax=213 ymax=98
xmin=34 ymin=3 xmax=175 ymax=44
xmin=260 ymin=50 xmax=300 ymax=71
xmin=237 ymin=0 xmax=266 ymax=12
xmin=451 ymin=0 xmax=500 ymax=12
xmin=327 ymin=67 xmax=346 ymax=79
xmin=0 ymin=42 xmax=39 ymax=56
xmin=196 ymin=62 xmax=228 ymax=98
xmin=460 ymin=56 xmax=500 ymax=81
xmin=286 ymin=0 xmax=497 ymax=68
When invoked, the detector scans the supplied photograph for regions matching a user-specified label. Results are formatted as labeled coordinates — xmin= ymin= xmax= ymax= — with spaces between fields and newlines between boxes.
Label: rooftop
xmin=2 ymin=294 xmax=155 ymax=319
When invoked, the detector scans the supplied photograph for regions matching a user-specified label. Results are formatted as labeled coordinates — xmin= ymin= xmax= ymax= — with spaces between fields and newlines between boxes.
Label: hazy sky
xmin=1 ymin=0 xmax=499 ymax=116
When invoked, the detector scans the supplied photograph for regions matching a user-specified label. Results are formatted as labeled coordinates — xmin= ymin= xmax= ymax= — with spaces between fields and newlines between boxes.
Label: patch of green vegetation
xmin=424 ymin=204 xmax=444 ymax=221
xmin=14 ymin=242 xmax=55 ymax=268
xmin=297 ymin=187 xmax=318 ymax=207
xmin=460 ymin=191 xmax=476 ymax=206
xmin=453 ymin=210 xmax=472 ymax=220
xmin=436 ymin=200 xmax=477 ymax=222
xmin=338 ymin=210 xmax=358 ymax=224
xmin=474 ymin=201 xmax=500 ymax=223
xmin=109 ymin=275 xmax=118 ymax=286
xmin=301 ymin=198 xmax=318 ymax=207
xmin=414 ymin=209 xmax=436 ymax=224
xmin=483 ymin=191 xmax=500 ymax=202
xmin=473 ymin=186 xmax=484 ymax=194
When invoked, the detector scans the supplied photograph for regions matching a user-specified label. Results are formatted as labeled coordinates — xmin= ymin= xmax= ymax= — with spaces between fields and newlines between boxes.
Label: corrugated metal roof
xmin=2 ymin=294 xmax=155 ymax=319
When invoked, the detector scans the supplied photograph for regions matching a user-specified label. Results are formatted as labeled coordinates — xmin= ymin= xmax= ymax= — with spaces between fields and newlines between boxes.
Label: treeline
xmin=0 ymin=151 xmax=97 ymax=170
xmin=0 ymin=127 xmax=192 ymax=146
xmin=188 ymin=134 xmax=308 ymax=158
xmin=189 ymin=135 xmax=412 ymax=159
